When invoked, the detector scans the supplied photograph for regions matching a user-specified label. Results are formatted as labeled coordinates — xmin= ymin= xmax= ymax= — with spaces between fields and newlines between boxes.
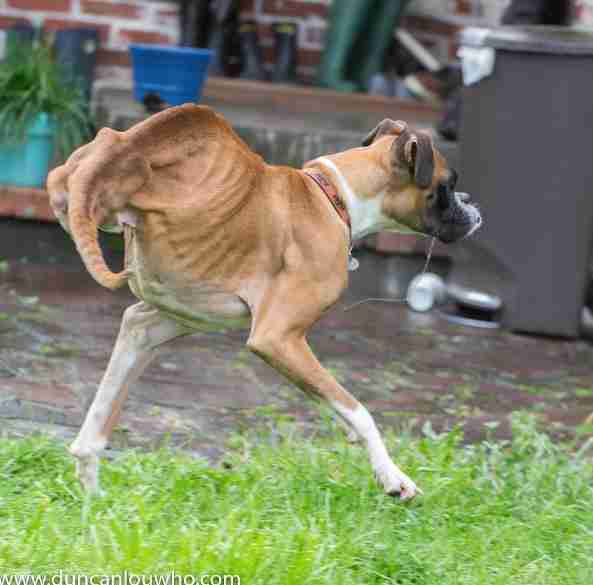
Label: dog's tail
xmin=49 ymin=128 xmax=152 ymax=290
xmin=67 ymin=165 xmax=129 ymax=290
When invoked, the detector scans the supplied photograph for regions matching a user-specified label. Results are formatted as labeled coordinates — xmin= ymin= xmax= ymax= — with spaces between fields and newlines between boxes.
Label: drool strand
xmin=343 ymin=236 xmax=437 ymax=312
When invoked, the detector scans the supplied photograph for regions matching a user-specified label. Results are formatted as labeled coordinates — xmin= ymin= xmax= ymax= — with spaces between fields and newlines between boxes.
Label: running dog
xmin=48 ymin=105 xmax=481 ymax=500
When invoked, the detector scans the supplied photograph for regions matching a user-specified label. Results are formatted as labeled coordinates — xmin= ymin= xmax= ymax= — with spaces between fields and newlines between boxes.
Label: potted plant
xmin=0 ymin=41 xmax=94 ymax=188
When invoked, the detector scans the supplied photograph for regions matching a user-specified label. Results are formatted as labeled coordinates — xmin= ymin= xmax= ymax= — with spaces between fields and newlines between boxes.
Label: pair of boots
xmin=317 ymin=0 xmax=412 ymax=93
xmin=179 ymin=1 xmax=297 ymax=83
xmin=179 ymin=0 xmax=244 ymax=78
xmin=238 ymin=21 xmax=298 ymax=83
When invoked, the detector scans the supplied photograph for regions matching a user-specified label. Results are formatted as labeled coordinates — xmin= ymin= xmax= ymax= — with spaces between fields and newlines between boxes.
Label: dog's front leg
xmin=247 ymin=329 xmax=419 ymax=501
xmin=70 ymin=302 xmax=189 ymax=492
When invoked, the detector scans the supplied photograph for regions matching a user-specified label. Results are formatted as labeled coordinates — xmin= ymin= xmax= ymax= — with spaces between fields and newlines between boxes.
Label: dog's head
xmin=362 ymin=119 xmax=481 ymax=243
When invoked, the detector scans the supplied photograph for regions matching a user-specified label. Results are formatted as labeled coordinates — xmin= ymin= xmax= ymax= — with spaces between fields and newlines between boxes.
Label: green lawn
xmin=0 ymin=414 xmax=592 ymax=584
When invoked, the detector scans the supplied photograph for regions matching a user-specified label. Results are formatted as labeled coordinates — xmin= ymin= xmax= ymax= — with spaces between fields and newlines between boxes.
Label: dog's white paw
xmin=72 ymin=452 xmax=101 ymax=494
xmin=375 ymin=464 xmax=421 ymax=501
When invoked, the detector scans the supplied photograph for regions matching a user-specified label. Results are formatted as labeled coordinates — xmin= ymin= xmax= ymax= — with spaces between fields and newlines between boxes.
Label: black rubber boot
xmin=208 ymin=27 xmax=227 ymax=76
xmin=5 ymin=24 xmax=35 ymax=61
xmin=52 ymin=28 xmax=100 ymax=102
xmin=179 ymin=0 xmax=210 ymax=47
xmin=208 ymin=0 xmax=241 ymax=77
xmin=271 ymin=22 xmax=298 ymax=83
xmin=238 ymin=21 xmax=266 ymax=81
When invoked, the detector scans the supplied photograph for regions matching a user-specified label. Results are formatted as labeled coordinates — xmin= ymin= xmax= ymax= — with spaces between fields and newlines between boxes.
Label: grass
xmin=0 ymin=413 xmax=592 ymax=583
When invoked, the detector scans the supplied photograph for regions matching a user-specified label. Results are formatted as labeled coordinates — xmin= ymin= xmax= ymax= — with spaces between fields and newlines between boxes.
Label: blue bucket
xmin=0 ymin=113 xmax=55 ymax=188
xmin=129 ymin=44 xmax=213 ymax=106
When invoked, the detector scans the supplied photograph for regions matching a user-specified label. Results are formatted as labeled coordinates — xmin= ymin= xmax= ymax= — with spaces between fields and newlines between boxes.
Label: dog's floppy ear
xmin=393 ymin=129 xmax=435 ymax=189
xmin=362 ymin=119 xmax=407 ymax=146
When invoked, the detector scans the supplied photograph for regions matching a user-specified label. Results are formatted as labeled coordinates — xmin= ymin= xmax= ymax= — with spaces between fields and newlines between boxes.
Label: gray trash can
xmin=450 ymin=26 xmax=593 ymax=338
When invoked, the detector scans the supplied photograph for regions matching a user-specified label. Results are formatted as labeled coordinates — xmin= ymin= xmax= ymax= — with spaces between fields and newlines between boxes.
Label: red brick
xmin=262 ymin=0 xmax=328 ymax=18
xmin=401 ymin=14 xmax=460 ymax=37
xmin=97 ymin=48 xmax=131 ymax=67
xmin=117 ymin=29 xmax=172 ymax=45
xmin=259 ymin=22 xmax=274 ymax=35
xmin=81 ymin=0 xmax=141 ymax=19
xmin=155 ymin=7 xmax=179 ymax=28
xmin=257 ymin=23 xmax=275 ymax=44
xmin=43 ymin=19 xmax=110 ymax=43
xmin=262 ymin=46 xmax=321 ymax=68
xmin=239 ymin=0 xmax=256 ymax=10
xmin=297 ymin=48 xmax=322 ymax=68
xmin=7 ymin=0 xmax=71 ymax=10
xmin=455 ymin=0 xmax=473 ymax=15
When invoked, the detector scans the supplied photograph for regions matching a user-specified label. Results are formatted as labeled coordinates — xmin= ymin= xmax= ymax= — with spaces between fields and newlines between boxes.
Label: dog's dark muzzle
xmin=425 ymin=191 xmax=482 ymax=244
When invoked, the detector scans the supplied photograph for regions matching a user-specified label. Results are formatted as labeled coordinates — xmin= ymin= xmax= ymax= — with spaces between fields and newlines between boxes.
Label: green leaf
xmin=0 ymin=41 xmax=94 ymax=159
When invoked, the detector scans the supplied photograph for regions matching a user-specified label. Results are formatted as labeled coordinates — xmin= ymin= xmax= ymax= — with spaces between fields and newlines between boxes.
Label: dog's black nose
xmin=437 ymin=185 xmax=449 ymax=211
xmin=437 ymin=184 xmax=452 ymax=211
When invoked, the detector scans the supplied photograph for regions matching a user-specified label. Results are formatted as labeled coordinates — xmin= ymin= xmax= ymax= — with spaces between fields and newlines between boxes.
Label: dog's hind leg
xmin=70 ymin=302 xmax=189 ymax=492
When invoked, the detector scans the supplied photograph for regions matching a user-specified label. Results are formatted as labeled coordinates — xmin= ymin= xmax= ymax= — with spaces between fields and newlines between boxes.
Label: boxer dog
xmin=48 ymin=105 xmax=481 ymax=500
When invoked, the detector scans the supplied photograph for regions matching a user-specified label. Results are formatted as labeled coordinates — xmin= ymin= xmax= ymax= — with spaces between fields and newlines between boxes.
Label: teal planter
xmin=0 ymin=113 xmax=55 ymax=188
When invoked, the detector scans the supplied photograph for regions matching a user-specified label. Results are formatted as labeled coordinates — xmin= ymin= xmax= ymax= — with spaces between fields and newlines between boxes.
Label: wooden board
xmin=202 ymin=77 xmax=442 ymax=124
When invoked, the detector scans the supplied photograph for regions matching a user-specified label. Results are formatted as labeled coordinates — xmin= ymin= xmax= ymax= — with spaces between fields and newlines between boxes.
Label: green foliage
xmin=0 ymin=42 xmax=94 ymax=160
xmin=0 ymin=415 xmax=592 ymax=583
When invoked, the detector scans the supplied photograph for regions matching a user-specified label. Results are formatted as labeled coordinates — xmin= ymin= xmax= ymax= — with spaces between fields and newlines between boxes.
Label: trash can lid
xmin=459 ymin=26 xmax=593 ymax=55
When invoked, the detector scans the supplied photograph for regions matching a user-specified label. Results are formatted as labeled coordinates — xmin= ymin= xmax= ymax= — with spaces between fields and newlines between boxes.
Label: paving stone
xmin=0 ymin=225 xmax=592 ymax=454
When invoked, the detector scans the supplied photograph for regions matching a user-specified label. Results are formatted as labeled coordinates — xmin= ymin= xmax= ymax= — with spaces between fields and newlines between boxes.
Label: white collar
xmin=315 ymin=157 xmax=422 ymax=241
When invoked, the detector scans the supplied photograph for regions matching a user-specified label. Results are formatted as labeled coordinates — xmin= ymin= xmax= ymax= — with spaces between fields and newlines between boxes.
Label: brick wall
xmin=0 ymin=0 xmax=332 ymax=83
xmin=1 ymin=0 xmax=570 ymax=86
xmin=0 ymin=0 xmax=180 ymax=82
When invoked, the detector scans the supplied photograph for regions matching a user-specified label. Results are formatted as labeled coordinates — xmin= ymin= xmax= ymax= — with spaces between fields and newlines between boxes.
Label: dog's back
xmin=47 ymin=104 xmax=266 ymax=291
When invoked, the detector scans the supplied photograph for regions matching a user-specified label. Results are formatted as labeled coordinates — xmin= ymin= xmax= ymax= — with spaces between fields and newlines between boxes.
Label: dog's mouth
xmin=426 ymin=192 xmax=482 ymax=244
